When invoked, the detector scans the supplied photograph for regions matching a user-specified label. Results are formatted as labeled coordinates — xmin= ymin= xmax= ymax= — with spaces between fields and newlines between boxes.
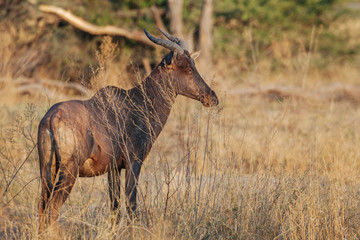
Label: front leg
xmin=108 ymin=165 xmax=122 ymax=217
xmin=125 ymin=159 xmax=142 ymax=217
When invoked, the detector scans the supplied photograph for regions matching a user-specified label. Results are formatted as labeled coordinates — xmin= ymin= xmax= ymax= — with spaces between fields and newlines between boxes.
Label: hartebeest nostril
xmin=210 ymin=91 xmax=219 ymax=106
xmin=211 ymin=95 xmax=219 ymax=106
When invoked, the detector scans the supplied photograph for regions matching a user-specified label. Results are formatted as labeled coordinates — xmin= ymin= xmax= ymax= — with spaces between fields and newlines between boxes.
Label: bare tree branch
xmin=38 ymin=4 xmax=156 ymax=47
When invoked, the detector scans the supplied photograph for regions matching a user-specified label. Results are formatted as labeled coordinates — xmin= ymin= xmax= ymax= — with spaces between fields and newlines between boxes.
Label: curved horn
xmin=144 ymin=29 xmax=184 ymax=55
xmin=158 ymin=28 xmax=188 ymax=50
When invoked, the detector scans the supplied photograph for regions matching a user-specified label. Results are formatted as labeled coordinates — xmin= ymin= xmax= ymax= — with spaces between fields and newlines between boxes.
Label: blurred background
xmin=1 ymin=0 xmax=360 ymax=239
xmin=1 ymin=0 xmax=360 ymax=89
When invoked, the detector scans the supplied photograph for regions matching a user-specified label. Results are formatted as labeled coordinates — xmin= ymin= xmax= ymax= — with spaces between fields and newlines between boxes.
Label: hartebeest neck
xmin=133 ymin=65 xmax=177 ymax=137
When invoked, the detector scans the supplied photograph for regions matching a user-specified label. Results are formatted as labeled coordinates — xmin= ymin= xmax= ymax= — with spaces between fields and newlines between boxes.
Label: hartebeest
xmin=38 ymin=29 xmax=218 ymax=232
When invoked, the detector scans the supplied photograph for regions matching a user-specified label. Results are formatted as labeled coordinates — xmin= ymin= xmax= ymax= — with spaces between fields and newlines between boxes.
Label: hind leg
xmin=49 ymin=168 xmax=77 ymax=226
xmin=39 ymin=160 xmax=78 ymax=233
xmin=39 ymin=182 xmax=49 ymax=233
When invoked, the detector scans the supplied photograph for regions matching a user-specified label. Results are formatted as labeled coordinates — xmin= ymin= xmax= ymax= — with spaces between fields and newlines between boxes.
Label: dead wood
xmin=228 ymin=83 xmax=360 ymax=104
xmin=38 ymin=5 xmax=156 ymax=47
xmin=1 ymin=77 xmax=90 ymax=98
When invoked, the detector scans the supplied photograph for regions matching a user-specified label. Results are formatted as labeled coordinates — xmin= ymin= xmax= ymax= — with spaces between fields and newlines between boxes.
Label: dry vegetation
xmin=1 ymin=22 xmax=360 ymax=240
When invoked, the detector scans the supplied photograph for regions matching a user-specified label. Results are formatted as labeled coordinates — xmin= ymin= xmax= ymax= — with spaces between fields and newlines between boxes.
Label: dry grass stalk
xmin=1 ymin=33 xmax=360 ymax=239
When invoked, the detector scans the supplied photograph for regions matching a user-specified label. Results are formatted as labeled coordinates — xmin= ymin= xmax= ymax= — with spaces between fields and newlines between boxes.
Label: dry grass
xmin=1 ymin=34 xmax=360 ymax=240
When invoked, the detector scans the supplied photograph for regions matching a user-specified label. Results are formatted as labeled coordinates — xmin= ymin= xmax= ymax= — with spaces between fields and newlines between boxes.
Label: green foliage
xmin=7 ymin=0 xmax=359 ymax=81
xmin=215 ymin=0 xmax=337 ymax=26
xmin=212 ymin=0 xmax=360 ymax=72
xmin=110 ymin=0 xmax=166 ymax=9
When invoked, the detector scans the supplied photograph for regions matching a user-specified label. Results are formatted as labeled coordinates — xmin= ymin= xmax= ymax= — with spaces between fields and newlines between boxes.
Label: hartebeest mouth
xmin=200 ymin=90 xmax=219 ymax=107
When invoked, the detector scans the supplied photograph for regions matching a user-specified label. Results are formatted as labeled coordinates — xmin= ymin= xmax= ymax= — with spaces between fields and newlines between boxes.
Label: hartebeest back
xmin=38 ymin=29 xmax=218 ymax=232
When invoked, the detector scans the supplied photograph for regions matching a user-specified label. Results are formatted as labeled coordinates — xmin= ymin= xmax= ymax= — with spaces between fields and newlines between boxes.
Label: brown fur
xmin=38 ymin=50 xmax=218 ymax=233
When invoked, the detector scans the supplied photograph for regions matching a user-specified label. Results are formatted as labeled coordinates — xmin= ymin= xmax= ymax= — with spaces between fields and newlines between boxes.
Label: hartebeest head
xmin=144 ymin=29 xmax=219 ymax=107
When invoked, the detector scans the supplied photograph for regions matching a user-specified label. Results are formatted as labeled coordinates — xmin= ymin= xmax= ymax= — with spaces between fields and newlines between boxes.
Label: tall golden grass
xmin=1 ymin=29 xmax=360 ymax=239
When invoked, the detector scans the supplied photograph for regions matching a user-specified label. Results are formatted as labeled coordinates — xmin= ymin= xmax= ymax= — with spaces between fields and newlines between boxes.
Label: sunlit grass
xmin=1 ymin=32 xmax=360 ymax=239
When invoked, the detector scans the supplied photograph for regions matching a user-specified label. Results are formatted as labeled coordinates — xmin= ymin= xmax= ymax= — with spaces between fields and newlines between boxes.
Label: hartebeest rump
xmin=38 ymin=29 xmax=218 ymax=232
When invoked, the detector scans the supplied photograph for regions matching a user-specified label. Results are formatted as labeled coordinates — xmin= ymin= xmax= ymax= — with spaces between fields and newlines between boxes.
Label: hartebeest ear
xmin=190 ymin=51 xmax=201 ymax=60
xmin=163 ymin=51 xmax=176 ymax=67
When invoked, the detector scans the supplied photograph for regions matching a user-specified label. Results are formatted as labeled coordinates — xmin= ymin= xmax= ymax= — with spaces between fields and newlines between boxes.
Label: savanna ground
xmin=2 ymin=1 xmax=360 ymax=240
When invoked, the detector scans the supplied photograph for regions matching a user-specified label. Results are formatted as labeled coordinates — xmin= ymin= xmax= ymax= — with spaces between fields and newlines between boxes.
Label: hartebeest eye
xmin=180 ymin=64 xmax=192 ymax=74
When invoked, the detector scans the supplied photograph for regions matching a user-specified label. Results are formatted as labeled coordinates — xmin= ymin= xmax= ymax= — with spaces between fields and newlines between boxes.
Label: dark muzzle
xmin=200 ymin=90 xmax=219 ymax=107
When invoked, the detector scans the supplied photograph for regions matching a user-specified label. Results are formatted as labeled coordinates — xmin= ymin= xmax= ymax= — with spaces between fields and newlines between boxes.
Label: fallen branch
xmin=37 ymin=78 xmax=90 ymax=95
xmin=12 ymin=77 xmax=90 ymax=96
xmin=0 ymin=77 xmax=91 ymax=99
xmin=228 ymin=83 xmax=360 ymax=104
xmin=15 ymin=83 xmax=74 ymax=99
xmin=38 ymin=4 xmax=156 ymax=47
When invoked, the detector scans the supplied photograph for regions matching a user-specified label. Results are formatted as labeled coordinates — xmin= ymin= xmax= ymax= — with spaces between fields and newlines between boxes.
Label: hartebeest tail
xmin=38 ymin=121 xmax=57 ymax=229
xmin=38 ymin=29 xmax=218 ymax=233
